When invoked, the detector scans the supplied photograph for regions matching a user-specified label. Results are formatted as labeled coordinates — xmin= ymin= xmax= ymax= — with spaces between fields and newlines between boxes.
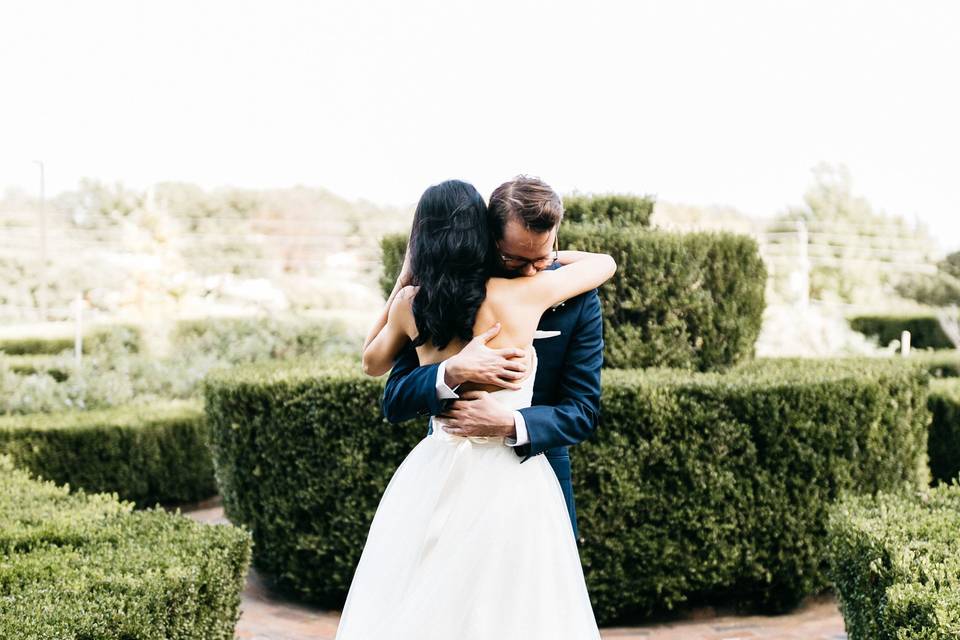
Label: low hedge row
xmin=826 ymin=482 xmax=960 ymax=639
xmin=0 ymin=353 xmax=69 ymax=381
xmin=0 ymin=454 xmax=252 ymax=639
xmin=170 ymin=314 xmax=362 ymax=363
xmin=203 ymin=356 xmax=929 ymax=624
xmin=0 ymin=399 xmax=217 ymax=508
xmin=909 ymin=349 xmax=960 ymax=378
xmin=0 ymin=322 xmax=145 ymax=355
xmin=849 ymin=314 xmax=954 ymax=350
xmin=381 ymin=226 xmax=767 ymax=372
xmin=929 ymin=379 xmax=960 ymax=485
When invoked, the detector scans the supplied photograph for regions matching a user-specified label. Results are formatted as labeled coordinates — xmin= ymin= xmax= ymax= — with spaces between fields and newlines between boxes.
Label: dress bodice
xmin=481 ymin=344 xmax=538 ymax=411
xmin=429 ymin=345 xmax=538 ymax=444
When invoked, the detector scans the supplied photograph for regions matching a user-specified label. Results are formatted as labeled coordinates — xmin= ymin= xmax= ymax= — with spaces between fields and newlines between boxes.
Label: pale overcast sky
xmin=2 ymin=0 xmax=958 ymax=249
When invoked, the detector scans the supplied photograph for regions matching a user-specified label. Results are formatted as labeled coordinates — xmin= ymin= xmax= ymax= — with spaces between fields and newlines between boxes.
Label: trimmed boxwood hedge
xmin=381 ymin=226 xmax=766 ymax=371
xmin=379 ymin=233 xmax=408 ymax=300
xmin=826 ymin=482 xmax=960 ymax=639
xmin=562 ymin=225 xmax=766 ymax=371
xmin=170 ymin=314 xmax=361 ymax=362
xmin=0 ymin=353 xmax=70 ymax=381
xmin=203 ymin=356 xmax=929 ymax=624
xmin=203 ymin=358 xmax=416 ymax=607
xmin=909 ymin=349 xmax=960 ymax=378
xmin=929 ymin=378 xmax=960 ymax=485
xmin=0 ymin=454 xmax=252 ymax=639
xmin=0 ymin=399 xmax=217 ymax=508
xmin=580 ymin=359 xmax=929 ymax=622
xmin=561 ymin=193 xmax=655 ymax=226
xmin=0 ymin=322 xmax=145 ymax=355
xmin=849 ymin=314 xmax=954 ymax=350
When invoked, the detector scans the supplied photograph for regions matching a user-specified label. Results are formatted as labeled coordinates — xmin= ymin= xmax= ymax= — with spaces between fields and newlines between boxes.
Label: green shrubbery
xmin=0 ymin=322 xmax=144 ymax=355
xmin=908 ymin=349 xmax=960 ymax=378
xmin=0 ymin=454 xmax=252 ymax=639
xmin=561 ymin=225 xmax=766 ymax=370
xmin=928 ymin=379 xmax=960 ymax=485
xmin=203 ymin=357 xmax=415 ymax=607
xmin=1 ymin=353 xmax=70 ymax=380
xmin=580 ymin=358 xmax=930 ymax=622
xmin=826 ymin=482 xmax=960 ymax=639
xmin=170 ymin=314 xmax=362 ymax=365
xmin=380 ymin=234 xmax=408 ymax=298
xmin=203 ymin=356 xmax=929 ymax=624
xmin=381 ymin=226 xmax=766 ymax=371
xmin=561 ymin=193 xmax=655 ymax=226
xmin=0 ymin=314 xmax=361 ymax=414
xmin=849 ymin=314 xmax=954 ymax=350
xmin=0 ymin=399 xmax=216 ymax=507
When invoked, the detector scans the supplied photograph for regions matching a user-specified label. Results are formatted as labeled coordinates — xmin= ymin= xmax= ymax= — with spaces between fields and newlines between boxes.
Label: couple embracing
xmin=337 ymin=175 xmax=616 ymax=639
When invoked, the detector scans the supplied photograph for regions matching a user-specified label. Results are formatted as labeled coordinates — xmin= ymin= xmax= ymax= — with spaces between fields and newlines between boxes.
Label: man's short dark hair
xmin=488 ymin=175 xmax=563 ymax=238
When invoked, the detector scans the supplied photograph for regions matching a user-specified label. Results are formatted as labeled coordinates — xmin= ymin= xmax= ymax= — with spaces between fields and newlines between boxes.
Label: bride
xmin=335 ymin=179 xmax=616 ymax=640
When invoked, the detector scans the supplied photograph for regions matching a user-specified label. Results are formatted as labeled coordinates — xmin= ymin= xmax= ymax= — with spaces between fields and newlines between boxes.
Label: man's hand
xmin=439 ymin=390 xmax=516 ymax=438
xmin=444 ymin=323 xmax=528 ymax=390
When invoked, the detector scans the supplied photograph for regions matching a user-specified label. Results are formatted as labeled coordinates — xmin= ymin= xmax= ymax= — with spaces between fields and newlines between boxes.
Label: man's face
xmin=496 ymin=218 xmax=559 ymax=278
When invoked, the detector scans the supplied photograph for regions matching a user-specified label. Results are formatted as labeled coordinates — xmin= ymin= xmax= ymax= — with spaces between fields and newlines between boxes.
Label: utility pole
xmin=33 ymin=160 xmax=48 ymax=322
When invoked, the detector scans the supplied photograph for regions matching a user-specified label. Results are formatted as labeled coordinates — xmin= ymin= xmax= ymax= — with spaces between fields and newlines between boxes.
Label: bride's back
xmin=388 ymin=246 xmax=613 ymax=393
xmin=405 ymin=276 xmax=541 ymax=393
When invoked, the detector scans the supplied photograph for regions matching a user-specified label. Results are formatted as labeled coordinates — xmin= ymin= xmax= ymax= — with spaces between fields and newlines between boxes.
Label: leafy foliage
xmin=202 ymin=357 xmax=929 ymax=624
xmin=561 ymin=193 xmax=655 ymax=226
xmin=849 ymin=314 xmax=954 ymax=350
xmin=0 ymin=399 xmax=216 ymax=508
xmin=928 ymin=379 xmax=960 ymax=486
xmin=0 ymin=315 xmax=360 ymax=414
xmin=0 ymin=322 xmax=144 ymax=355
xmin=906 ymin=349 xmax=960 ymax=379
xmin=895 ymin=251 xmax=960 ymax=307
xmin=0 ymin=454 xmax=252 ymax=639
xmin=895 ymin=275 xmax=960 ymax=308
xmin=826 ymin=483 xmax=960 ymax=639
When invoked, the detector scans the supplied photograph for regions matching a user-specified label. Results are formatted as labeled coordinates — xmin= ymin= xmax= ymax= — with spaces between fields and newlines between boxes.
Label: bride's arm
xmin=522 ymin=250 xmax=617 ymax=312
xmin=362 ymin=285 xmax=416 ymax=376
xmin=362 ymin=250 xmax=416 ymax=376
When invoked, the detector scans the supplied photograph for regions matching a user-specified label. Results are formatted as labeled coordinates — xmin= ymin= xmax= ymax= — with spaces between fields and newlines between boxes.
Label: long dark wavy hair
xmin=408 ymin=180 xmax=496 ymax=351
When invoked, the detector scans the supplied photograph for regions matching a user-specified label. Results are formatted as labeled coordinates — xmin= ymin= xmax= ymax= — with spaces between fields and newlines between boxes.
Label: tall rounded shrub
xmin=381 ymin=227 xmax=766 ymax=371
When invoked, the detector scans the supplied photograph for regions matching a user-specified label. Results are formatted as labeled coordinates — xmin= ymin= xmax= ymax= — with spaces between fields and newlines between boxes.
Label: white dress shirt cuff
xmin=435 ymin=360 xmax=461 ymax=400
xmin=504 ymin=411 xmax=529 ymax=447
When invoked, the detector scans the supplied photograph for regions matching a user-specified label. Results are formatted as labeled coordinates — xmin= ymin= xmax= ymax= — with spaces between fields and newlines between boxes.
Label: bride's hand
xmin=444 ymin=323 xmax=528 ymax=390
xmin=399 ymin=245 xmax=414 ymax=286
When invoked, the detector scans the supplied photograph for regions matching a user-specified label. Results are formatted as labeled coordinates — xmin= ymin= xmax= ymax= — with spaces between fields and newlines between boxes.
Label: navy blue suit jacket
xmin=381 ymin=269 xmax=604 ymax=541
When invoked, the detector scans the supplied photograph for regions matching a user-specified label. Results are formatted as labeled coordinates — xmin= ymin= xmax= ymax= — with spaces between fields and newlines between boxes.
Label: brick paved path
xmin=176 ymin=497 xmax=848 ymax=640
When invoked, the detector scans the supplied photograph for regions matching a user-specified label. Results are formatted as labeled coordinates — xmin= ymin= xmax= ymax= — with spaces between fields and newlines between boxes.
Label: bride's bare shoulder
xmin=484 ymin=277 xmax=519 ymax=301
xmin=389 ymin=285 xmax=419 ymax=333
xmin=486 ymin=274 xmax=545 ymax=297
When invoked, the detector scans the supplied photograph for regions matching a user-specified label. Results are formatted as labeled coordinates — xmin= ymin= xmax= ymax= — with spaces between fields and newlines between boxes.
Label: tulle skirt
xmin=334 ymin=427 xmax=601 ymax=640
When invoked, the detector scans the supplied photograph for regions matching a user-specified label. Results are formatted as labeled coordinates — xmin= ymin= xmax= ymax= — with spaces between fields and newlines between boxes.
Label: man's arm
xmin=381 ymin=324 xmax=529 ymax=424
xmin=514 ymin=289 xmax=603 ymax=462
xmin=381 ymin=343 xmax=445 ymax=424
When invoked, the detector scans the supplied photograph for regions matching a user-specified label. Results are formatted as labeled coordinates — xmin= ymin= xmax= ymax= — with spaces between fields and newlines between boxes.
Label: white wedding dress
xmin=334 ymin=345 xmax=601 ymax=640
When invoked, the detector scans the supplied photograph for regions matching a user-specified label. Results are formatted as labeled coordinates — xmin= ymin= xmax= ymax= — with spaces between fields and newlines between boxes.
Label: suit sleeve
xmin=513 ymin=289 xmax=603 ymax=462
xmin=381 ymin=342 xmax=447 ymax=424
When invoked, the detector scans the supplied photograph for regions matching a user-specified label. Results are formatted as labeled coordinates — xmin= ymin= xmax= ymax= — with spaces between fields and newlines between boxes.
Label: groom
xmin=381 ymin=175 xmax=604 ymax=542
